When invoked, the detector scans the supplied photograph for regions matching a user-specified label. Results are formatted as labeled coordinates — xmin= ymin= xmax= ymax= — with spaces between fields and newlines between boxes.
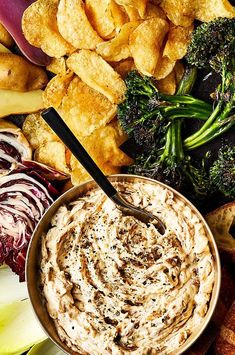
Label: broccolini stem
xmin=184 ymin=102 xmax=222 ymax=145
xmin=160 ymin=95 xmax=212 ymax=110
xmin=160 ymin=125 xmax=172 ymax=161
xmin=177 ymin=67 xmax=198 ymax=95
xmin=162 ymin=106 xmax=211 ymax=120
xmin=185 ymin=114 xmax=235 ymax=150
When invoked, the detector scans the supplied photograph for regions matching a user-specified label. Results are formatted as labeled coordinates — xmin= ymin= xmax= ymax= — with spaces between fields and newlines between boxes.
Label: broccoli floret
xmin=118 ymin=71 xmax=212 ymax=152
xmin=184 ymin=18 xmax=235 ymax=150
xmin=186 ymin=17 xmax=235 ymax=72
xmin=210 ymin=146 xmax=235 ymax=199
xmin=129 ymin=120 xmax=209 ymax=198
xmin=127 ymin=69 xmax=210 ymax=199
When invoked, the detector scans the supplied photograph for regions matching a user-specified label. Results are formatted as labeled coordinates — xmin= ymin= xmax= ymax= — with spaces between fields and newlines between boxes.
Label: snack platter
xmin=0 ymin=1 xmax=234 ymax=355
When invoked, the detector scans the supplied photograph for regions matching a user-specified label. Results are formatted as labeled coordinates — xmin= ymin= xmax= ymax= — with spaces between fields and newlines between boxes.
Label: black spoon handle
xmin=41 ymin=107 xmax=117 ymax=198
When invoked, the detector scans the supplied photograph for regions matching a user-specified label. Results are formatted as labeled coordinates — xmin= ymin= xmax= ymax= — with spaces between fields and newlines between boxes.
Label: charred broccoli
xmin=118 ymin=70 xmax=212 ymax=151
xmin=126 ymin=68 xmax=210 ymax=198
xmin=210 ymin=146 xmax=235 ymax=199
xmin=129 ymin=120 xmax=209 ymax=197
xmin=186 ymin=17 xmax=235 ymax=72
xmin=185 ymin=17 xmax=235 ymax=149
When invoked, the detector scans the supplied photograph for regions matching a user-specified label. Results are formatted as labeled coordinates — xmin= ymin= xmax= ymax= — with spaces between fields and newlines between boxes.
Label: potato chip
xmin=109 ymin=1 xmax=129 ymax=32
xmin=174 ymin=61 xmax=185 ymax=85
xmin=22 ymin=0 xmax=74 ymax=57
xmin=85 ymin=0 xmax=116 ymax=39
xmin=60 ymin=76 xmax=117 ymax=137
xmin=57 ymin=0 xmax=102 ymax=49
xmin=46 ymin=57 xmax=67 ymax=75
xmin=96 ymin=21 xmax=141 ymax=62
xmin=129 ymin=18 xmax=169 ymax=76
xmin=0 ymin=23 xmax=14 ymax=48
xmin=154 ymin=56 xmax=176 ymax=80
xmin=43 ymin=71 xmax=74 ymax=109
xmin=160 ymin=0 xmax=195 ymax=27
xmin=71 ymin=156 xmax=120 ymax=185
xmin=156 ymin=70 xmax=176 ymax=95
xmin=70 ymin=121 xmax=132 ymax=185
xmin=112 ymin=58 xmax=135 ymax=78
xmin=123 ymin=6 xmax=142 ymax=21
xmin=67 ymin=50 xmax=127 ymax=104
xmin=115 ymin=0 xmax=148 ymax=18
xmin=144 ymin=3 xmax=166 ymax=19
xmin=34 ymin=141 xmax=70 ymax=174
xmin=22 ymin=113 xmax=59 ymax=149
xmin=163 ymin=24 xmax=193 ymax=61
xmin=196 ymin=0 xmax=235 ymax=22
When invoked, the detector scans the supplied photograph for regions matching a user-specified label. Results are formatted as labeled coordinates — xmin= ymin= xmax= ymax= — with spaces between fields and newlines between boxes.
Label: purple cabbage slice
xmin=0 ymin=124 xmax=32 ymax=176
xmin=0 ymin=161 xmax=68 ymax=281
xmin=0 ymin=0 xmax=51 ymax=66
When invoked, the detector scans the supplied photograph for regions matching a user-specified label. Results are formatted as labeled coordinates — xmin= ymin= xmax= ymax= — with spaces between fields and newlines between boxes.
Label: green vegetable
xmin=210 ymin=145 xmax=235 ymax=199
xmin=118 ymin=70 xmax=212 ymax=152
xmin=0 ymin=299 xmax=47 ymax=355
xmin=186 ymin=17 xmax=235 ymax=71
xmin=185 ymin=18 xmax=235 ymax=149
xmin=28 ymin=339 xmax=64 ymax=355
xmin=124 ymin=69 xmax=210 ymax=198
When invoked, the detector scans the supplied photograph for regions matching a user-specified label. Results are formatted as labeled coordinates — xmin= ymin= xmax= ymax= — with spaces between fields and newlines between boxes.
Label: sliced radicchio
xmin=0 ymin=161 xmax=68 ymax=281
xmin=0 ymin=124 xmax=32 ymax=176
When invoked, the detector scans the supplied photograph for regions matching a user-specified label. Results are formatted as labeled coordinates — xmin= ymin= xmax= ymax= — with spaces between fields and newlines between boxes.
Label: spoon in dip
xmin=41 ymin=107 xmax=165 ymax=234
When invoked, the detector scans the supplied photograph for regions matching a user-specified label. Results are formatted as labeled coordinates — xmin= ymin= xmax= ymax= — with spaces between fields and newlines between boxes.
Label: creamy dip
xmin=40 ymin=181 xmax=215 ymax=354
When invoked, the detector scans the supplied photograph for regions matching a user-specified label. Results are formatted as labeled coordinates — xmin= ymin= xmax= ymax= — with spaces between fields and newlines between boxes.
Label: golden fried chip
xmin=22 ymin=0 xmax=74 ymax=57
xmin=96 ymin=21 xmax=141 ymax=62
xmin=174 ymin=61 xmax=185 ymax=86
xmin=144 ymin=3 xmax=166 ymax=19
xmin=129 ymin=18 xmax=169 ymax=76
xmin=112 ymin=58 xmax=135 ymax=78
xmin=163 ymin=24 xmax=193 ymax=61
xmin=123 ymin=6 xmax=142 ymax=21
xmin=85 ymin=0 xmax=116 ymax=39
xmin=115 ymin=0 xmax=148 ymax=18
xmin=154 ymin=56 xmax=176 ymax=80
xmin=22 ymin=113 xmax=59 ymax=149
xmin=46 ymin=57 xmax=67 ymax=75
xmin=0 ymin=23 xmax=14 ymax=48
xmin=57 ymin=0 xmax=102 ymax=49
xmin=196 ymin=0 xmax=235 ymax=22
xmin=70 ymin=121 xmax=132 ymax=185
xmin=71 ymin=157 xmax=120 ymax=185
xmin=60 ymin=76 xmax=117 ymax=137
xmin=160 ymin=0 xmax=195 ymax=27
xmin=67 ymin=50 xmax=126 ymax=104
xmin=156 ymin=70 xmax=176 ymax=95
xmin=109 ymin=0 xmax=129 ymax=32
xmin=43 ymin=71 xmax=74 ymax=109
xmin=34 ymin=141 xmax=70 ymax=174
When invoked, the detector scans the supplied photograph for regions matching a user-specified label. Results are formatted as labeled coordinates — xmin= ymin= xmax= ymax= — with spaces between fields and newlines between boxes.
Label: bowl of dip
xmin=26 ymin=175 xmax=221 ymax=355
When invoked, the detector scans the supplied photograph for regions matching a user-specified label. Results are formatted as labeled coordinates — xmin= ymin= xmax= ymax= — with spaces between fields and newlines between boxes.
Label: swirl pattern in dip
xmin=40 ymin=181 xmax=215 ymax=354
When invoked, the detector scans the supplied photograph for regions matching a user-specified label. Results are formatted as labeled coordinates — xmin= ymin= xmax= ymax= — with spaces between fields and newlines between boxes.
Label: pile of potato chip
xmin=21 ymin=0 xmax=235 ymax=185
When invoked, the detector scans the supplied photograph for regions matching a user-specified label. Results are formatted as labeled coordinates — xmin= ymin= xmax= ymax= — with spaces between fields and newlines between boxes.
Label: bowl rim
xmin=26 ymin=174 xmax=221 ymax=355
